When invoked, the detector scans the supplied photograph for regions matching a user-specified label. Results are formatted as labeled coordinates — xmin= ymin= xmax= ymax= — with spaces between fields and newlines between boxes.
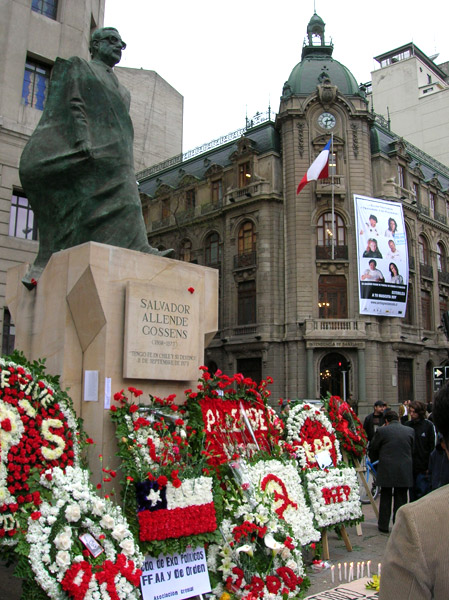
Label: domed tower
xmin=276 ymin=13 xmax=373 ymax=401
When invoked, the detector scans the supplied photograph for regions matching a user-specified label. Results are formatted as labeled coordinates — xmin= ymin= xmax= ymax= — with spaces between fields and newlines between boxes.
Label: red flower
xmin=157 ymin=475 xmax=168 ymax=487
xmin=187 ymin=287 xmax=195 ymax=294
xmin=30 ymin=511 xmax=41 ymax=520
xmin=86 ymin=437 xmax=94 ymax=444
xmin=129 ymin=404 xmax=139 ymax=413
xmin=0 ymin=419 xmax=12 ymax=432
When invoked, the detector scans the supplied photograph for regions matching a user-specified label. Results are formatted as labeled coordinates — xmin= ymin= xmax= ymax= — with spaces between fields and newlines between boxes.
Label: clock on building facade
xmin=318 ymin=112 xmax=336 ymax=129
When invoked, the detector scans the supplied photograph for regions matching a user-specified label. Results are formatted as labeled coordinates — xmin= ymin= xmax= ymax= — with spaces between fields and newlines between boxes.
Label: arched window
xmin=318 ymin=275 xmax=347 ymax=319
xmin=437 ymin=242 xmax=447 ymax=272
xmin=238 ymin=221 xmax=256 ymax=255
xmin=317 ymin=213 xmax=346 ymax=246
xmin=418 ymin=235 xmax=429 ymax=265
xmin=180 ymin=239 xmax=192 ymax=262
xmin=204 ymin=232 xmax=221 ymax=266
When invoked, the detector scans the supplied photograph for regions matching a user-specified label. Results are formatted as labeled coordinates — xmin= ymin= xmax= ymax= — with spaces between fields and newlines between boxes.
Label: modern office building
xmin=139 ymin=13 xmax=449 ymax=416
xmin=0 ymin=0 xmax=183 ymax=354
xmin=369 ymin=42 xmax=449 ymax=168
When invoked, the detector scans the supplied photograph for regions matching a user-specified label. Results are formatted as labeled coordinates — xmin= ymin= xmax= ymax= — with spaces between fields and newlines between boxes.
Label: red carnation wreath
xmin=324 ymin=395 xmax=367 ymax=459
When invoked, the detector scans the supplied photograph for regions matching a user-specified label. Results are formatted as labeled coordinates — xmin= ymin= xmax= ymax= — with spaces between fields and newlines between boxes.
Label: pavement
xmin=0 ymin=501 xmax=387 ymax=599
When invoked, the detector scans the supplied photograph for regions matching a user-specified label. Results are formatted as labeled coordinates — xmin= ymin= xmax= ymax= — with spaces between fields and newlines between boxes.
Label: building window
xmin=317 ymin=213 xmax=346 ymax=246
xmin=421 ymin=289 xmax=432 ymax=330
xmin=397 ymin=165 xmax=405 ymax=188
xmin=429 ymin=192 xmax=435 ymax=216
xmin=180 ymin=239 xmax=192 ymax=262
xmin=2 ymin=309 xmax=15 ymax=356
xmin=9 ymin=191 xmax=38 ymax=240
xmin=318 ymin=275 xmax=348 ymax=319
xmin=211 ymin=179 xmax=223 ymax=205
xmin=32 ymin=0 xmax=58 ymax=19
xmin=185 ymin=189 xmax=196 ymax=211
xmin=437 ymin=242 xmax=446 ymax=272
xmin=238 ymin=162 xmax=251 ymax=188
xmin=412 ymin=182 xmax=420 ymax=203
xmin=238 ymin=280 xmax=256 ymax=325
xmin=22 ymin=58 xmax=51 ymax=110
xmin=404 ymin=283 xmax=413 ymax=325
xmin=236 ymin=357 xmax=262 ymax=384
xmin=238 ymin=221 xmax=256 ymax=255
xmin=418 ymin=235 xmax=429 ymax=265
xmin=161 ymin=198 xmax=170 ymax=220
xmin=204 ymin=232 xmax=221 ymax=266
xmin=440 ymin=294 xmax=448 ymax=322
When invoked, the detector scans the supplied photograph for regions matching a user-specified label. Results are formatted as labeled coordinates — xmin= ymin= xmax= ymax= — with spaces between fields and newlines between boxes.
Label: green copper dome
xmin=283 ymin=13 xmax=361 ymax=97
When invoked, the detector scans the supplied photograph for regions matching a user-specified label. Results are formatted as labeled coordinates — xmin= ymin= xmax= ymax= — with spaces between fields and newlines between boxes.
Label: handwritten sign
xmin=140 ymin=547 xmax=211 ymax=600
xmin=123 ymin=281 xmax=200 ymax=380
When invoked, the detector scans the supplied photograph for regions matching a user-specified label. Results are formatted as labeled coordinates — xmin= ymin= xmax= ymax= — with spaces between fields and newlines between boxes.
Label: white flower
xmin=119 ymin=538 xmax=135 ymax=556
xmin=91 ymin=498 xmax=106 ymax=516
xmin=54 ymin=527 xmax=72 ymax=550
xmin=264 ymin=533 xmax=283 ymax=552
xmin=100 ymin=514 xmax=115 ymax=529
xmin=111 ymin=523 xmax=128 ymax=541
xmin=55 ymin=550 xmax=71 ymax=569
xmin=65 ymin=504 xmax=81 ymax=522
xmin=236 ymin=544 xmax=254 ymax=557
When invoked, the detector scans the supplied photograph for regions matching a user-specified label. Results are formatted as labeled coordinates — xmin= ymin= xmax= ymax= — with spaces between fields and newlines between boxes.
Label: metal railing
xmin=137 ymin=109 xmax=276 ymax=181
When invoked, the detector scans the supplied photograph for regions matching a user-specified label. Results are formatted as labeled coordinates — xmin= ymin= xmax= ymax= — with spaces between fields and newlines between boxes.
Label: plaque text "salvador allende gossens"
xmin=124 ymin=282 xmax=200 ymax=380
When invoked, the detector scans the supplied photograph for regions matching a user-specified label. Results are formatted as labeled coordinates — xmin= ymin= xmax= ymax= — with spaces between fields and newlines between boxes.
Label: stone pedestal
xmin=6 ymin=242 xmax=218 ymax=483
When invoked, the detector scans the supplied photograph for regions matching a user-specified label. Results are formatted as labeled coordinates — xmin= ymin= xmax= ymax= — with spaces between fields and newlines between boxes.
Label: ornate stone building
xmin=139 ymin=13 xmax=449 ymax=416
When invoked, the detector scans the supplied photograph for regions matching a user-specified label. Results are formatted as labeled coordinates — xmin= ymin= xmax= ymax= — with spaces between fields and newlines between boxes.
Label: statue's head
xmin=89 ymin=27 xmax=126 ymax=67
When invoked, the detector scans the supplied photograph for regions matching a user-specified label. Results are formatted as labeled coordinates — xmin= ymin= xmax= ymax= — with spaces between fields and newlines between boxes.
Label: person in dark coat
xmin=405 ymin=400 xmax=436 ymax=500
xmin=428 ymin=434 xmax=449 ymax=491
xmin=363 ymin=400 xmax=387 ymax=443
xmin=369 ymin=410 xmax=414 ymax=533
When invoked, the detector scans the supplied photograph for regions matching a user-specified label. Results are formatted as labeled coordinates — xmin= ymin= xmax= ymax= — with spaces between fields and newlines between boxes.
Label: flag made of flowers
xmin=110 ymin=388 xmax=221 ymax=555
xmin=286 ymin=403 xmax=362 ymax=528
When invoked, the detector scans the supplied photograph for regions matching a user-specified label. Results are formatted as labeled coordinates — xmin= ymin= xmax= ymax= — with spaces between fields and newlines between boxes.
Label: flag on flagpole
xmin=296 ymin=138 xmax=332 ymax=194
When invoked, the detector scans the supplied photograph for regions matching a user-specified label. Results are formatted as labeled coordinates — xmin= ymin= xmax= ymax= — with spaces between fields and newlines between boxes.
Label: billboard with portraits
xmin=354 ymin=194 xmax=408 ymax=317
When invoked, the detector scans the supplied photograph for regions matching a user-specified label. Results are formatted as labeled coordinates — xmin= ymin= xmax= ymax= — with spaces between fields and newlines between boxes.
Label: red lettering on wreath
xmin=261 ymin=474 xmax=297 ymax=519
xmin=321 ymin=485 xmax=351 ymax=505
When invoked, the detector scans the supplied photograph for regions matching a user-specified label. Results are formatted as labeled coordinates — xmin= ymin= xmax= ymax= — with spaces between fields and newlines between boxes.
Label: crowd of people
xmin=362 ymin=388 xmax=449 ymax=598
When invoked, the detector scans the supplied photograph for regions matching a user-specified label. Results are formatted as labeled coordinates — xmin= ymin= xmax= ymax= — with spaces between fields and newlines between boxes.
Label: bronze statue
xmin=19 ymin=27 xmax=172 ymax=289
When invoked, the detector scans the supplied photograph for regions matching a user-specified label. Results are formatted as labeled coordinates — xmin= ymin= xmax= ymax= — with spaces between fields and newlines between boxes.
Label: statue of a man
xmin=19 ymin=27 xmax=172 ymax=288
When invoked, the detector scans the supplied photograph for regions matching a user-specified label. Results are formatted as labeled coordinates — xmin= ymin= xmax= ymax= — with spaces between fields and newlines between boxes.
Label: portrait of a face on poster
xmin=354 ymin=194 xmax=408 ymax=317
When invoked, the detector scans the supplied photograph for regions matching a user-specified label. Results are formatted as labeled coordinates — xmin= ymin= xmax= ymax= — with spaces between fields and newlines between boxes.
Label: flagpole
xmin=331 ymin=133 xmax=335 ymax=260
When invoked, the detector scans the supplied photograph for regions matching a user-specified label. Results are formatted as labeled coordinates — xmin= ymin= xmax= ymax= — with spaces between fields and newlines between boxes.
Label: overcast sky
xmin=104 ymin=0 xmax=448 ymax=153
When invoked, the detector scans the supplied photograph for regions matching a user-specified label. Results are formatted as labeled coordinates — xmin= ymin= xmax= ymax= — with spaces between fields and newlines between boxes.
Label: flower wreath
xmin=323 ymin=396 xmax=367 ymax=460
xmin=285 ymin=403 xmax=342 ymax=469
xmin=304 ymin=468 xmax=363 ymax=528
xmin=26 ymin=466 xmax=143 ymax=600
xmin=0 ymin=358 xmax=80 ymax=542
xmin=207 ymin=458 xmax=318 ymax=599
xmin=110 ymin=388 xmax=222 ymax=557
xmin=185 ymin=367 xmax=284 ymax=467
xmin=243 ymin=459 xmax=319 ymax=546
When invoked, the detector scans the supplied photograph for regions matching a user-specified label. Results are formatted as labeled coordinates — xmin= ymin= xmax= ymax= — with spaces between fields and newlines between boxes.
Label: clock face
xmin=318 ymin=112 xmax=336 ymax=129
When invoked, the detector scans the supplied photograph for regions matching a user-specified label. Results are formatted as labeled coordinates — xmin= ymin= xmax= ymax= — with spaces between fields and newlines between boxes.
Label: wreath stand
xmin=321 ymin=525 xmax=353 ymax=561
xmin=353 ymin=456 xmax=379 ymax=521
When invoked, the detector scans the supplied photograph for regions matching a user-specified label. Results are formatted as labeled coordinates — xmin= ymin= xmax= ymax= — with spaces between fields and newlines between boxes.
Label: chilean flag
xmin=296 ymin=139 xmax=331 ymax=194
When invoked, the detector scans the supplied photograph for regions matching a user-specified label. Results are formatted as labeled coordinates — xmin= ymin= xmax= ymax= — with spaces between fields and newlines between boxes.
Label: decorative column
xmin=307 ymin=347 xmax=315 ymax=398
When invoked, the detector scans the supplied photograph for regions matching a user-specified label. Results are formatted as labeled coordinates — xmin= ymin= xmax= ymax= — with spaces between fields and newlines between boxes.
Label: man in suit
xmin=380 ymin=384 xmax=449 ymax=599
xmin=369 ymin=410 xmax=414 ymax=533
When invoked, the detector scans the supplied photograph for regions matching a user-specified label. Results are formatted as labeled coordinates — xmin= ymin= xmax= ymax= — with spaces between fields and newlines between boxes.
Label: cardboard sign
xmin=140 ymin=546 xmax=211 ymax=600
